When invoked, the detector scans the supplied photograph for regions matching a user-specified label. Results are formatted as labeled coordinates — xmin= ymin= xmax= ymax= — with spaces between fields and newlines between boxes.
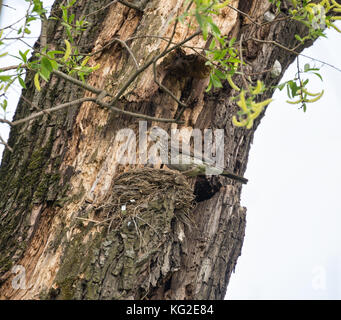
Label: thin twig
xmin=118 ymin=0 xmax=143 ymax=11
xmin=53 ymin=70 xmax=103 ymax=94
xmin=11 ymin=97 xmax=96 ymax=126
xmin=76 ymin=217 xmax=101 ymax=224
xmin=227 ymin=4 xmax=261 ymax=27
xmin=114 ymin=38 xmax=139 ymax=69
xmin=82 ymin=0 xmax=119 ymax=18
xmin=0 ymin=135 xmax=13 ymax=152
xmin=249 ymin=37 xmax=341 ymax=73
xmin=1 ymin=3 xmax=16 ymax=10
xmin=0 ymin=16 xmax=27 ymax=31
xmin=249 ymin=37 xmax=300 ymax=54
xmin=1 ymin=87 xmax=183 ymax=127
xmin=96 ymin=98 xmax=184 ymax=123
xmin=239 ymin=34 xmax=249 ymax=91
xmin=21 ymin=94 xmax=46 ymax=113
xmin=296 ymin=56 xmax=305 ymax=103
xmin=0 ymin=64 xmax=24 ymax=72
xmin=135 ymin=215 xmax=161 ymax=239
xmin=22 ymin=0 xmax=33 ymax=39
xmin=0 ymin=118 xmax=12 ymax=125
xmin=39 ymin=16 xmax=48 ymax=49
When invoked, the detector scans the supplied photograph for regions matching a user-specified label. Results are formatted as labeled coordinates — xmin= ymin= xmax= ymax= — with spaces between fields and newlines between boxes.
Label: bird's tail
xmin=221 ymin=171 xmax=248 ymax=184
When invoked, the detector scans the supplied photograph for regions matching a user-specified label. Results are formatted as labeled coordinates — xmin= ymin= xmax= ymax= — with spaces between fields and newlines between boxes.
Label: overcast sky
xmin=1 ymin=1 xmax=341 ymax=300
xmin=228 ymin=27 xmax=341 ymax=299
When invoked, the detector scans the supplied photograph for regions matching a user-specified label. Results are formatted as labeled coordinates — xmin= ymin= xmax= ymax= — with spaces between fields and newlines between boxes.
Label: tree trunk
xmin=0 ymin=0 xmax=312 ymax=299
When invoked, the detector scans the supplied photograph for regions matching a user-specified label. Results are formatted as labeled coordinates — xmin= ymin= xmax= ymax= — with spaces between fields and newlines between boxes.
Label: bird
xmin=166 ymin=151 xmax=248 ymax=184
xmin=148 ymin=134 xmax=248 ymax=184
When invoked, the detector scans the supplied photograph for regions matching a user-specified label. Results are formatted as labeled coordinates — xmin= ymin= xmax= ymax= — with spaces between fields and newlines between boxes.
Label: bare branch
xmin=227 ymin=4 xmax=261 ymax=27
xmin=22 ymin=0 xmax=33 ymax=39
xmin=39 ymin=17 xmax=48 ymax=49
xmin=249 ymin=37 xmax=341 ymax=73
xmin=0 ymin=15 xmax=26 ymax=31
xmin=11 ymin=97 xmax=97 ymax=126
xmin=21 ymin=94 xmax=48 ymax=113
xmin=83 ymin=0 xmax=119 ymax=18
xmin=52 ymin=70 xmax=103 ymax=94
xmin=1 ymin=3 xmax=16 ymax=10
xmin=118 ymin=0 xmax=144 ymax=12
xmin=96 ymin=98 xmax=183 ymax=123
xmin=0 ymin=135 xmax=13 ymax=152
xmin=2 ymin=90 xmax=183 ymax=128
xmin=0 ymin=64 xmax=23 ymax=72
xmin=0 ymin=118 xmax=12 ymax=125
xmin=114 ymin=38 xmax=139 ymax=69
xmin=296 ymin=56 xmax=305 ymax=104
xmin=239 ymin=34 xmax=250 ymax=91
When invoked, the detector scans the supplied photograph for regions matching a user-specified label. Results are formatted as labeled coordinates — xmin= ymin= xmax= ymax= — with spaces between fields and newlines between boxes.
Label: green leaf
xmin=49 ymin=59 xmax=59 ymax=70
xmin=18 ymin=76 xmax=27 ymax=89
xmin=229 ymin=37 xmax=236 ymax=47
xmin=62 ymin=7 xmax=68 ymax=22
xmin=209 ymin=21 xmax=220 ymax=36
xmin=209 ymin=38 xmax=216 ymax=50
xmin=1 ymin=99 xmax=8 ymax=111
xmin=205 ymin=79 xmax=213 ymax=92
xmin=39 ymin=67 xmax=50 ymax=82
xmin=313 ymin=72 xmax=323 ymax=81
xmin=67 ymin=0 xmax=77 ymax=8
xmin=278 ymin=82 xmax=286 ymax=91
xmin=0 ymin=75 xmax=12 ymax=82
xmin=47 ymin=50 xmax=64 ymax=58
xmin=79 ymin=73 xmax=85 ymax=82
xmin=34 ymin=73 xmax=41 ymax=91
xmin=214 ymin=68 xmax=227 ymax=79
xmin=295 ymin=34 xmax=303 ymax=42
xmin=69 ymin=13 xmax=75 ymax=24
xmin=195 ymin=12 xmax=208 ymax=40
xmin=211 ymin=73 xmax=223 ymax=88
xmin=19 ymin=50 xmax=29 ymax=63
xmin=41 ymin=56 xmax=53 ymax=72
xmin=288 ymin=80 xmax=298 ymax=97
xmin=27 ymin=16 xmax=36 ymax=23
xmin=286 ymin=81 xmax=292 ymax=99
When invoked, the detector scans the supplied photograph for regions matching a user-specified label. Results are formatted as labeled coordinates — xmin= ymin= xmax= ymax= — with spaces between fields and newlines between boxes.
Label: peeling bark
xmin=0 ymin=0 xmax=314 ymax=299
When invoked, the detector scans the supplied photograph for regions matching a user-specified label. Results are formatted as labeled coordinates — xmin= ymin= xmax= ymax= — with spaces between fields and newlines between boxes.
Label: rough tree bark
xmin=0 ymin=0 xmax=314 ymax=299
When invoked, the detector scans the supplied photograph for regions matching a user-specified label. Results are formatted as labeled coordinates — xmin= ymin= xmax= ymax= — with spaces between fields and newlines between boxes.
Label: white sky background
xmin=228 ymin=28 xmax=341 ymax=299
xmin=1 ymin=1 xmax=341 ymax=300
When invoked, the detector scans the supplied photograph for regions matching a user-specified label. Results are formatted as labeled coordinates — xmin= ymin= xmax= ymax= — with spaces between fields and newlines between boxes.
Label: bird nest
xmin=96 ymin=167 xmax=196 ymax=232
